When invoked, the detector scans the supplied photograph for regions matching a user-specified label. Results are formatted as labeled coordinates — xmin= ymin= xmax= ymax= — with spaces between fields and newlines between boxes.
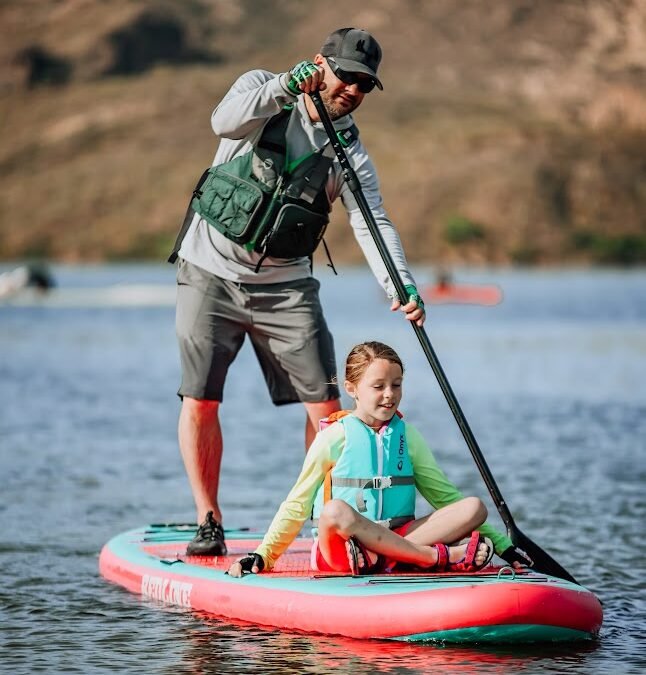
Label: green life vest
xmin=188 ymin=108 xmax=357 ymax=270
xmin=311 ymin=413 xmax=416 ymax=533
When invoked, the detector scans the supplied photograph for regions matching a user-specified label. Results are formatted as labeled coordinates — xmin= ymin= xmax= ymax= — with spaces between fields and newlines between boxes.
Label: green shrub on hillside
xmin=444 ymin=215 xmax=486 ymax=245
xmin=571 ymin=232 xmax=646 ymax=265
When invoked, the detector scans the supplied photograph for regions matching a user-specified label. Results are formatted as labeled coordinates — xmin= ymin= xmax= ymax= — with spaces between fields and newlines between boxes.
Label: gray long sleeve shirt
xmin=178 ymin=69 xmax=416 ymax=298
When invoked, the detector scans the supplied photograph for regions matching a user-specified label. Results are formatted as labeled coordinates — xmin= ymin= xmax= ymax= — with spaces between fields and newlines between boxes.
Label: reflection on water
xmin=171 ymin=616 xmax=603 ymax=675
xmin=1 ymin=265 xmax=645 ymax=674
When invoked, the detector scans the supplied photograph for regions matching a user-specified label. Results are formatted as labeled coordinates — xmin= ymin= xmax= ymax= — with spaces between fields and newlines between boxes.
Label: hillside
xmin=1 ymin=0 xmax=645 ymax=265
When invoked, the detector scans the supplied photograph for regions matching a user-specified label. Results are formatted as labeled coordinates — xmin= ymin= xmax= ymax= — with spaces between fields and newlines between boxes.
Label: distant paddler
xmin=422 ymin=268 xmax=503 ymax=306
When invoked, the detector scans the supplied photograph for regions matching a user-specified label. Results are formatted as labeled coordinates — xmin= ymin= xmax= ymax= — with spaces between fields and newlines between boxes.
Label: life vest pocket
xmin=191 ymin=156 xmax=269 ymax=246
xmin=260 ymin=203 xmax=329 ymax=259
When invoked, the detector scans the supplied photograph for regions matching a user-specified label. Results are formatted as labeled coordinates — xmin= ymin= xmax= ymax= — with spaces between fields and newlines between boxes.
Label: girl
xmin=228 ymin=341 xmax=516 ymax=577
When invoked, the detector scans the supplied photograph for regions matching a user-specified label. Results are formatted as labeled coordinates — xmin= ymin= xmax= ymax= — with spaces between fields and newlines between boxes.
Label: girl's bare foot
xmin=345 ymin=537 xmax=378 ymax=571
xmin=444 ymin=532 xmax=494 ymax=572
xmin=449 ymin=539 xmax=490 ymax=567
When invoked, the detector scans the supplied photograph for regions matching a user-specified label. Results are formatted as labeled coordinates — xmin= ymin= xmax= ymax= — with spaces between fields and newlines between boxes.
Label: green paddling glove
xmin=286 ymin=60 xmax=320 ymax=95
xmin=404 ymin=284 xmax=425 ymax=313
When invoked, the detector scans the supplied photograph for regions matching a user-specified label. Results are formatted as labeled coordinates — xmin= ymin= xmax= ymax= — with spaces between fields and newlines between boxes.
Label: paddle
xmin=309 ymin=91 xmax=579 ymax=585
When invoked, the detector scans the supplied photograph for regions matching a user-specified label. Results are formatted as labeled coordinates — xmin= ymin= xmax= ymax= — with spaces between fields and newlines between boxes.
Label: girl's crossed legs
xmin=315 ymin=497 xmax=491 ymax=572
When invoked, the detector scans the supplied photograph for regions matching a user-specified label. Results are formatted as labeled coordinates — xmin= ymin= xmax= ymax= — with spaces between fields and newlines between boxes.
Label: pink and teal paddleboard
xmin=100 ymin=524 xmax=602 ymax=644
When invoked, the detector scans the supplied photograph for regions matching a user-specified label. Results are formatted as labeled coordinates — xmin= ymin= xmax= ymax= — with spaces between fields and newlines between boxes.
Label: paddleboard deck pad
xmin=100 ymin=524 xmax=602 ymax=643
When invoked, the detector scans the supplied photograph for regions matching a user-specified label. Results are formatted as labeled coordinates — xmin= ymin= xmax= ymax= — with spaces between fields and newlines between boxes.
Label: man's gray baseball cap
xmin=320 ymin=27 xmax=383 ymax=90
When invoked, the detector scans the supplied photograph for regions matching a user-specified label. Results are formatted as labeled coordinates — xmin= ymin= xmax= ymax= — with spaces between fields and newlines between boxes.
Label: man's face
xmin=314 ymin=55 xmax=372 ymax=119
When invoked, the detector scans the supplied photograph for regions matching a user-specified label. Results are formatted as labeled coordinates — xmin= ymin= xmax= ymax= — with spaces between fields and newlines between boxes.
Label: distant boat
xmin=1 ymin=282 xmax=175 ymax=308
xmin=0 ymin=263 xmax=55 ymax=300
xmin=421 ymin=280 xmax=503 ymax=306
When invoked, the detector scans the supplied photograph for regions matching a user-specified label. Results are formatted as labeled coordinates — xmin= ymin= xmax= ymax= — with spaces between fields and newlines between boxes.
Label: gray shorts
xmin=175 ymin=259 xmax=340 ymax=405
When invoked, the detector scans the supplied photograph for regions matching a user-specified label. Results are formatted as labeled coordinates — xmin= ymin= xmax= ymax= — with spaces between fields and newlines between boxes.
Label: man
xmin=171 ymin=28 xmax=425 ymax=556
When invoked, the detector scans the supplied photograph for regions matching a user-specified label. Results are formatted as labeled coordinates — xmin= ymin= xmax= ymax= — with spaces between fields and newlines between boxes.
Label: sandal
xmin=447 ymin=531 xmax=494 ymax=573
xmin=346 ymin=537 xmax=386 ymax=575
xmin=393 ymin=542 xmax=450 ymax=573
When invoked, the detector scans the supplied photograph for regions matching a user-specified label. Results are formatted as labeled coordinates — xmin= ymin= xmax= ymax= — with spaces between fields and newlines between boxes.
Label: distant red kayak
xmin=422 ymin=283 xmax=503 ymax=306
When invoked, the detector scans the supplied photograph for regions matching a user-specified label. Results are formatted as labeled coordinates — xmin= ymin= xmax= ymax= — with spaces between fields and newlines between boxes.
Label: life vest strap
xmin=323 ymin=468 xmax=333 ymax=504
xmin=381 ymin=515 xmax=415 ymax=530
xmin=299 ymin=144 xmax=335 ymax=204
xmin=331 ymin=475 xmax=415 ymax=512
xmin=331 ymin=476 xmax=415 ymax=489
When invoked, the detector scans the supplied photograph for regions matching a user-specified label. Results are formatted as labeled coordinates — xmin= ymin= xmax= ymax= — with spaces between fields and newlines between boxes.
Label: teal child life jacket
xmin=311 ymin=414 xmax=416 ymax=532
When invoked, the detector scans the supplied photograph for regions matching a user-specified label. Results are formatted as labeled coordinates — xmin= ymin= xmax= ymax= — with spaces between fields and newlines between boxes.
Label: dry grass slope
xmin=0 ymin=0 xmax=644 ymax=264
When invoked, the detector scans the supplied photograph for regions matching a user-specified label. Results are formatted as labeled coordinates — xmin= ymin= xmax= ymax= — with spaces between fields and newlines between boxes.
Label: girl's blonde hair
xmin=344 ymin=341 xmax=404 ymax=386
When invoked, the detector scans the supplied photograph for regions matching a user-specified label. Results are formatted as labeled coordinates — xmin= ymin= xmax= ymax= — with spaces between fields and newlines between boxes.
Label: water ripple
xmin=1 ymin=266 xmax=645 ymax=674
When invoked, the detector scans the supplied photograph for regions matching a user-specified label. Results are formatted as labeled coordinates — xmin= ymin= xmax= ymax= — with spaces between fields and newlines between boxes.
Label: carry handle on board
xmin=309 ymin=90 xmax=579 ymax=585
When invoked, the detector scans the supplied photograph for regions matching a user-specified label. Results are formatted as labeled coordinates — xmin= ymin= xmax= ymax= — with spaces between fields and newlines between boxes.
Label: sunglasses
xmin=326 ymin=58 xmax=377 ymax=94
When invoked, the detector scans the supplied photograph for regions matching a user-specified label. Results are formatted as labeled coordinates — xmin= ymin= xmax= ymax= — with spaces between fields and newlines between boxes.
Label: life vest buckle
xmin=372 ymin=476 xmax=392 ymax=490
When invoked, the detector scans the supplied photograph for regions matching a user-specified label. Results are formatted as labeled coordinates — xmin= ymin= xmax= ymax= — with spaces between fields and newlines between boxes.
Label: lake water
xmin=1 ymin=264 xmax=645 ymax=674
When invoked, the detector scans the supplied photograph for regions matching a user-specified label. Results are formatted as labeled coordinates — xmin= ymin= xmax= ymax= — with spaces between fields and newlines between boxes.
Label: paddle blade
xmin=509 ymin=524 xmax=579 ymax=585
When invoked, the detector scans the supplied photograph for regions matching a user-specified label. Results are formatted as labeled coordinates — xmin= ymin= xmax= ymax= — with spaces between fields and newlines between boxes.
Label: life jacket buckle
xmin=372 ymin=476 xmax=392 ymax=490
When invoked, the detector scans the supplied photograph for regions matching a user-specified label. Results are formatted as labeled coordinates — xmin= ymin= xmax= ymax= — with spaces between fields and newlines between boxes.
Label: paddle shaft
xmin=310 ymin=91 xmax=578 ymax=584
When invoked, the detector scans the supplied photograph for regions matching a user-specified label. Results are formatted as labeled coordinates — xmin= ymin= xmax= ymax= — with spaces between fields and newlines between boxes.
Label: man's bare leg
xmin=303 ymin=399 xmax=342 ymax=450
xmin=178 ymin=397 xmax=223 ymax=524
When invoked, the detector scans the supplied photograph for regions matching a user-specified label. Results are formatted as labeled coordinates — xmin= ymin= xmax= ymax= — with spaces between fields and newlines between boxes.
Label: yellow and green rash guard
xmin=255 ymin=418 xmax=513 ymax=570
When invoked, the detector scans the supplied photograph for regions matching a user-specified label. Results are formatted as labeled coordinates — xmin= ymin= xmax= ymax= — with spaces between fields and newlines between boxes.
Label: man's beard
xmin=320 ymin=89 xmax=358 ymax=120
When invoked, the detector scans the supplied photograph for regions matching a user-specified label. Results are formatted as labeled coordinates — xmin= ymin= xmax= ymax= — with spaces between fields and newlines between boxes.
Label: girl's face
xmin=345 ymin=358 xmax=403 ymax=429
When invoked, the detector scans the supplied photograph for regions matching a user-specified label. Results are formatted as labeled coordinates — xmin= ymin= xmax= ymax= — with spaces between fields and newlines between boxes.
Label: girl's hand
xmin=226 ymin=553 xmax=265 ymax=578
xmin=500 ymin=545 xmax=533 ymax=570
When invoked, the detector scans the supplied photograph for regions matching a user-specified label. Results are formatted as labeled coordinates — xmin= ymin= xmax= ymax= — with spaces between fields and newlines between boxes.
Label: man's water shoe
xmin=186 ymin=511 xmax=227 ymax=556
